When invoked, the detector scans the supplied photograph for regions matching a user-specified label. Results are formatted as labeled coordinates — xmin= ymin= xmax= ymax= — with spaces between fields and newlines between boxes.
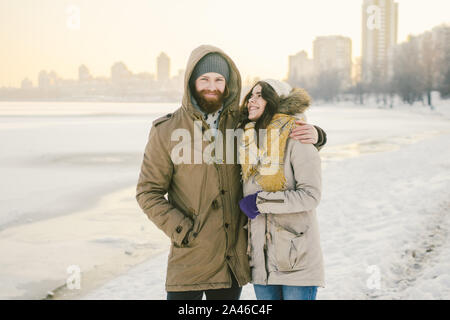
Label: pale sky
xmin=1 ymin=0 xmax=449 ymax=88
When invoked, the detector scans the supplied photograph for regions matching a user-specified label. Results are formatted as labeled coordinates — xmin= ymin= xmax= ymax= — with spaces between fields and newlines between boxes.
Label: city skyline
xmin=0 ymin=53 xmax=185 ymax=102
xmin=1 ymin=0 xmax=450 ymax=88
xmin=5 ymin=20 xmax=449 ymax=92
xmin=2 ymin=21 xmax=449 ymax=102
xmin=18 ymin=52 xmax=184 ymax=89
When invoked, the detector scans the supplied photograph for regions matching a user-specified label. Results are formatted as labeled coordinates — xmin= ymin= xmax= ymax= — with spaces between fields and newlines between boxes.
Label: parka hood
xmin=238 ymin=86 xmax=312 ymax=124
xmin=182 ymin=45 xmax=241 ymax=116
xmin=277 ymin=88 xmax=311 ymax=116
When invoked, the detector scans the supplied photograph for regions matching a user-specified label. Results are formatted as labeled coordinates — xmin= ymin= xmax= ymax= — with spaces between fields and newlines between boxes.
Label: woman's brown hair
xmin=238 ymin=81 xmax=281 ymax=147
xmin=239 ymin=81 xmax=280 ymax=128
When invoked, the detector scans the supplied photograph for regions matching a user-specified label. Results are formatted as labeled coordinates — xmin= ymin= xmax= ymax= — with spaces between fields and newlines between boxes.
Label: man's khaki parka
xmin=136 ymin=45 xmax=250 ymax=292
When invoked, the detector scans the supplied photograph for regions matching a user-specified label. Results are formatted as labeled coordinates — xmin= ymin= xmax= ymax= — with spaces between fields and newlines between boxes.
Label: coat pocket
xmin=272 ymin=224 xmax=309 ymax=272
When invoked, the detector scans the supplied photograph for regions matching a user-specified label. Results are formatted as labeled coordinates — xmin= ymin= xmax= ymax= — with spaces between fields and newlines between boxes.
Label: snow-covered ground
xmin=0 ymin=100 xmax=449 ymax=300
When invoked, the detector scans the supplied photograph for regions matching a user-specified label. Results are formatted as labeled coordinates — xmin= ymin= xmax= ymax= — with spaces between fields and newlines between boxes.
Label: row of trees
xmin=390 ymin=28 xmax=450 ymax=107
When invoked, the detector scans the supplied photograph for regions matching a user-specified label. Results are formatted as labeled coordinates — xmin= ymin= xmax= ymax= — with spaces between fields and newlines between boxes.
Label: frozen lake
xmin=0 ymin=102 xmax=178 ymax=229
xmin=0 ymin=101 xmax=449 ymax=299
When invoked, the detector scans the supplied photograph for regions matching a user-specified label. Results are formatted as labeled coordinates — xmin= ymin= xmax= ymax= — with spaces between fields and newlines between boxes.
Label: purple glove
xmin=239 ymin=192 xmax=261 ymax=219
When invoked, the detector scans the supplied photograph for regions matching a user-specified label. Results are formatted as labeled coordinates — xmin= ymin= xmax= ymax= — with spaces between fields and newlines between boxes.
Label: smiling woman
xmin=237 ymin=79 xmax=324 ymax=301
xmin=248 ymin=84 xmax=267 ymax=121
xmin=238 ymin=81 xmax=280 ymax=146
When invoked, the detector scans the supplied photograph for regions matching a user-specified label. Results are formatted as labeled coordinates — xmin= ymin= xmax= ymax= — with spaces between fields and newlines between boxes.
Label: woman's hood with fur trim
xmin=277 ymin=88 xmax=311 ymax=115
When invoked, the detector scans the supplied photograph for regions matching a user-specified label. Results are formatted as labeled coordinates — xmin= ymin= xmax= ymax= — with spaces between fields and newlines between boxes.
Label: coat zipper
xmin=264 ymin=213 xmax=269 ymax=285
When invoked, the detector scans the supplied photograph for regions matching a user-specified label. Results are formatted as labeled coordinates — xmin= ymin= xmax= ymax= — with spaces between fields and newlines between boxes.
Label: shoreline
xmin=0 ymin=185 xmax=170 ymax=300
xmin=49 ymin=244 xmax=169 ymax=300
xmin=0 ymin=177 xmax=139 ymax=233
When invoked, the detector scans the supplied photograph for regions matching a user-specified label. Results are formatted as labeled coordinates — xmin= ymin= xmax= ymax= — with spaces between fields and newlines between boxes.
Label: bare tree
xmin=311 ymin=69 xmax=342 ymax=102
xmin=420 ymin=32 xmax=439 ymax=109
xmin=392 ymin=38 xmax=423 ymax=105
xmin=435 ymin=26 xmax=450 ymax=98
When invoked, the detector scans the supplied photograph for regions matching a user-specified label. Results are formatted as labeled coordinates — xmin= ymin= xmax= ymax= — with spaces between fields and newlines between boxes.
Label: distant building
xmin=430 ymin=23 xmax=450 ymax=54
xmin=157 ymin=52 xmax=170 ymax=84
xmin=398 ymin=23 xmax=450 ymax=94
xmin=111 ymin=62 xmax=132 ymax=83
xmin=171 ymin=69 xmax=184 ymax=91
xmin=48 ymin=71 xmax=60 ymax=86
xmin=38 ymin=71 xmax=49 ymax=88
xmin=352 ymin=57 xmax=363 ymax=85
xmin=313 ymin=35 xmax=353 ymax=88
xmin=287 ymin=51 xmax=314 ymax=85
xmin=78 ymin=65 xmax=92 ymax=82
xmin=21 ymin=78 xmax=33 ymax=89
xmin=362 ymin=0 xmax=399 ymax=82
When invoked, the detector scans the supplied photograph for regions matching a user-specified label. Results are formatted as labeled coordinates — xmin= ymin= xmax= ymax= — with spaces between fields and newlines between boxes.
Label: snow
xmin=0 ymin=100 xmax=449 ymax=300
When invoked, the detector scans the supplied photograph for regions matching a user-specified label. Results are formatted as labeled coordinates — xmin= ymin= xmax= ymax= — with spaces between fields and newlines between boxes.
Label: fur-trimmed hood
xmin=277 ymin=88 xmax=311 ymax=115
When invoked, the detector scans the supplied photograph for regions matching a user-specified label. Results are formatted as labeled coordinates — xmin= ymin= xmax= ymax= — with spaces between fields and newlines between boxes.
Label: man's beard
xmin=193 ymin=89 xmax=225 ymax=114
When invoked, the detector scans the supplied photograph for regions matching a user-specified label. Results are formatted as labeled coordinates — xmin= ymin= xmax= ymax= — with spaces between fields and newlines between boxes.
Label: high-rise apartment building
xmin=313 ymin=35 xmax=353 ymax=88
xmin=287 ymin=51 xmax=315 ymax=85
xmin=362 ymin=0 xmax=398 ymax=82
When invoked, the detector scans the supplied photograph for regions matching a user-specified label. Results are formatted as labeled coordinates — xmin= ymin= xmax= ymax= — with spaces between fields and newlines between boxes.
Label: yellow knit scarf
xmin=239 ymin=113 xmax=297 ymax=192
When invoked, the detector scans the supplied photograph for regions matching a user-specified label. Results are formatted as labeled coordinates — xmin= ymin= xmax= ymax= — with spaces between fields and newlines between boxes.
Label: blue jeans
xmin=253 ymin=284 xmax=318 ymax=300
